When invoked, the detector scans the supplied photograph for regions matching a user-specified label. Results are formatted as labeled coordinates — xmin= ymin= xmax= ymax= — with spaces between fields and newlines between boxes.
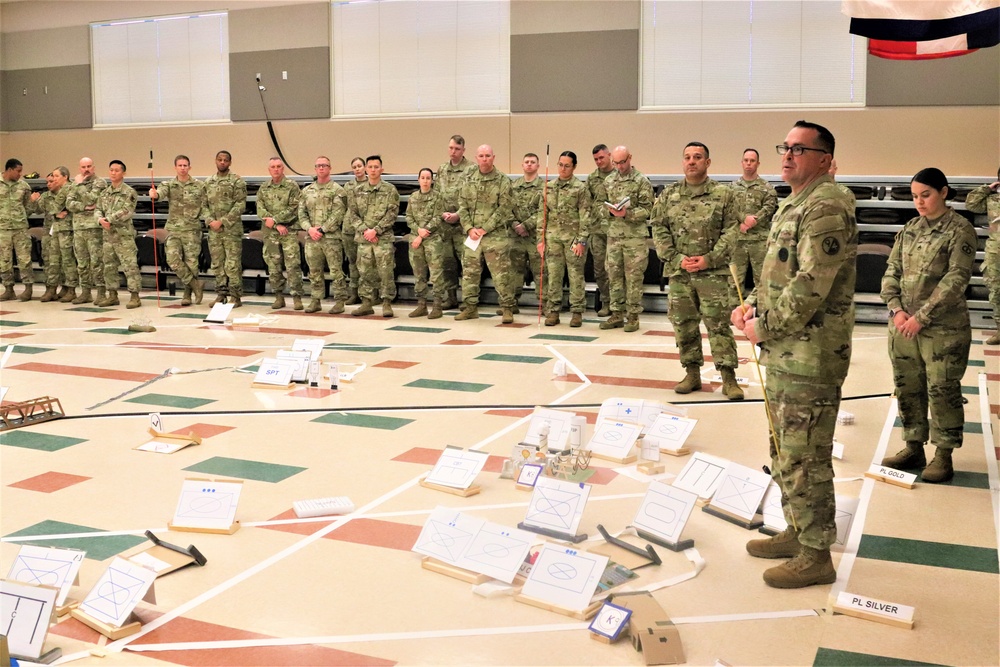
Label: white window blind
xmin=641 ymin=0 xmax=865 ymax=109
xmin=91 ymin=12 xmax=230 ymax=125
xmin=332 ymin=0 xmax=510 ymax=116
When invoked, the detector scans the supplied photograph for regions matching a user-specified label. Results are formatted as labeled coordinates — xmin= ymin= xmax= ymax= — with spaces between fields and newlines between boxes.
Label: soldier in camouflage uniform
xmin=734 ymin=121 xmax=857 ymax=589
xmin=0 ymin=159 xmax=35 ymax=301
xmin=730 ymin=149 xmax=778 ymax=293
xmin=66 ymin=157 xmax=108 ymax=304
xmin=436 ymin=135 xmax=475 ymax=309
xmin=456 ymin=145 xmax=517 ymax=323
xmin=30 ymin=172 xmax=65 ymax=301
xmin=38 ymin=167 xmax=78 ymax=302
xmin=599 ymin=146 xmax=654 ymax=332
xmin=587 ymin=144 xmax=615 ymax=316
xmin=406 ymin=168 xmax=446 ymax=318
xmin=204 ymin=151 xmax=247 ymax=307
xmin=540 ymin=151 xmax=591 ymax=328
xmin=299 ymin=156 xmax=349 ymax=315
xmin=509 ymin=153 xmax=545 ymax=313
xmin=95 ymin=160 xmax=142 ymax=308
xmin=651 ymin=142 xmax=743 ymax=400
xmin=965 ymin=167 xmax=1000 ymax=345
xmin=149 ymin=155 xmax=207 ymax=307
xmin=348 ymin=155 xmax=400 ymax=318
xmin=342 ymin=157 xmax=367 ymax=304
xmin=256 ymin=158 xmax=304 ymax=310
xmin=880 ymin=168 xmax=977 ymax=484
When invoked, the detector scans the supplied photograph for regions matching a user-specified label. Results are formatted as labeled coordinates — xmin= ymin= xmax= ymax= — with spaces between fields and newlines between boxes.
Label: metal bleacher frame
xmin=24 ymin=172 xmax=993 ymax=328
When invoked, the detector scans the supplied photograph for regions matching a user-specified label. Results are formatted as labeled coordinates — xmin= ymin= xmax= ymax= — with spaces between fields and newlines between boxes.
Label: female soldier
xmin=342 ymin=157 xmax=366 ymax=304
xmin=406 ymin=168 xmax=446 ymax=318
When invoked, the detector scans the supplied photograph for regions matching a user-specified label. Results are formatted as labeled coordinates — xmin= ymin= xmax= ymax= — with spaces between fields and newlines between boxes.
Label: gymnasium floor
xmin=1 ymin=292 xmax=997 ymax=667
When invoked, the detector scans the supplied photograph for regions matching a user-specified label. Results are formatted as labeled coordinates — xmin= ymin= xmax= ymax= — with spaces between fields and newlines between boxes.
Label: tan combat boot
xmin=94 ymin=287 xmax=106 ymax=304
xmin=212 ymin=293 xmax=226 ymax=306
xmin=382 ymin=299 xmax=394 ymax=318
xmin=179 ymin=286 xmax=192 ymax=306
xmin=345 ymin=286 xmax=360 ymax=305
xmin=455 ymin=307 xmax=479 ymax=321
xmin=673 ymin=365 xmax=702 ymax=394
xmin=746 ymin=527 xmax=800 ymax=559
xmin=58 ymin=287 xmax=76 ymax=303
xmin=328 ymin=300 xmax=345 ymax=315
xmin=40 ymin=286 xmax=58 ymax=302
xmin=570 ymin=312 xmax=583 ymax=328
xmin=428 ymin=300 xmax=443 ymax=320
xmin=624 ymin=313 xmax=639 ymax=332
xmin=72 ymin=287 xmax=92 ymax=305
xmin=501 ymin=308 xmax=514 ymax=324
xmin=97 ymin=291 xmax=120 ymax=307
xmin=409 ymin=300 xmax=428 ymax=318
xmin=496 ymin=305 xmax=521 ymax=315
xmin=292 ymin=296 xmax=303 ymax=311
xmin=881 ymin=441 xmax=926 ymax=469
xmin=720 ymin=367 xmax=745 ymax=401
xmin=443 ymin=289 xmax=459 ymax=310
xmin=987 ymin=330 xmax=1000 ymax=345
xmin=352 ymin=298 xmax=374 ymax=316
xmin=763 ymin=546 xmax=836 ymax=589
xmin=599 ymin=312 xmax=624 ymax=330
xmin=230 ymin=296 xmax=242 ymax=308
xmin=597 ymin=302 xmax=611 ymax=318
xmin=127 ymin=292 xmax=142 ymax=309
xmin=17 ymin=284 xmax=33 ymax=302
xmin=545 ymin=312 xmax=560 ymax=326
xmin=921 ymin=448 xmax=953 ymax=483
xmin=0 ymin=284 xmax=15 ymax=301
xmin=271 ymin=292 xmax=285 ymax=309
xmin=304 ymin=299 xmax=322 ymax=313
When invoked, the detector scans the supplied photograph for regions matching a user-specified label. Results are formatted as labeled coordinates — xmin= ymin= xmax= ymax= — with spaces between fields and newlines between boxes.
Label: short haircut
xmin=523 ymin=153 xmax=539 ymax=160
xmin=174 ymin=155 xmax=190 ymax=165
xmin=793 ymin=120 xmax=836 ymax=156
xmin=55 ymin=166 xmax=70 ymax=178
xmin=450 ymin=135 xmax=465 ymax=146
xmin=684 ymin=141 xmax=710 ymax=158
xmin=109 ymin=160 xmax=127 ymax=171
xmin=4 ymin=158 xmax=22 ymax=171
xmin=559 ymin=150 xmax=578 ymax=167
xmin=269 ymin=157 xmax=283 ymax=163
xmin=366 ymin=155 xmax=382 ymax=166
xmin=742 ymin=148 xmax=760 ymax=159
xmin=592 ymin=144 xmax=609 ymax=154
xmin=216 ymin=150 xmax=232 ymax=160
xmin=315 ymin=155 xmax=331 ymax=164
xmin=418 ymin=167 xmax=434 ymax=179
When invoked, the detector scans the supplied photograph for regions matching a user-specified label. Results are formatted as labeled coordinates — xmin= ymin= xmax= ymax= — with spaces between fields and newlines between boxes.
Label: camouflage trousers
xmin=544 ymin=237 xmax=586 ymax=314
xmin=510 ymin=235 xmax=543 ymax=301
xmin=165 ymin=228 xmax=202 ymax=287
xmin=408 ymin=237 xmax=430 ymax=301
xmin=461 ymin=235 xmax=516 ymax=309
xmin=261 ymin=227 xmax=303 ymax=297
xmin=889 ymin=324 xmax=970 ymax=449
xmin=357 ymin=236 xmax=396 ymax=302
xmin=766 ymin=370 xmax=840 ymax=551
xmin=669 ymin=272 xmax=738 ymax=369
xmin=55 ymin=230 xmax=79 ymax=287
xmin=74 ymin=227 xmax=103 ymax=289
xmin=41 ymin=225 xmax=62 ymax=287
xmin=0 ymin=228 xmax=33 ymax=286
xmin=421 ymin=237 xmax=449 ymax=303
xmin=342 ymin=229 xmax=359 ymax=288
xmin=607 ymin=236 xmax=648 ymax=315
xmin=983 ymin=239 xmax=999 ymax=316
xmin=439 ymin=223 xmax=465 ymax=292
xmin=103 ymin=222 xmax=141 ymax=293
xmin=304 ymin=234 xmax=347 ymax=301
xmin=589 ymin=231 xmax=610 ymax=305
xmin=730 ymin=236 xmax=766 ymax=300
xmin=208 ymin=228 xmax=243 ymax=297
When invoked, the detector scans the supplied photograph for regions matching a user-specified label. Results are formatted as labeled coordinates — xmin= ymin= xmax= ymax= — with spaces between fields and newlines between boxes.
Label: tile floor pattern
xmin=1 ymin=293 xmax=997 ymax=666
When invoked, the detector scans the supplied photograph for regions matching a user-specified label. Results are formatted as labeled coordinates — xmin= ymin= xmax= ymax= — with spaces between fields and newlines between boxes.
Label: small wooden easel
xmin=420 ymin=557 xmax=491 ymax=584
xmin=70 ymin=608 xmax=143 ymax=640
xmin=701 ymin=504 xmax=765 ymax=530
xmin=418 ymin=478 xmax=482 ymax=497
xmin=514 ymin=593 xmax=603 ymax=620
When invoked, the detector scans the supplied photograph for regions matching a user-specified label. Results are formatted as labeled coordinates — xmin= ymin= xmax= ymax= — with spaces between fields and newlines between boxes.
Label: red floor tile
xmin=563 ymin=373 xmax=718 ymax=392
xmin=441 ymin=339 xmax=480 ymax=345
xmin=374 ymin=360 xmax=420 ymax=369
xmin=120 ymin=341 xmax=261 ymax=358
xmin=0 ymin=332 xmax=32 ymax=339
xmin=8 ymin=471 xmax=91 ymax=493
xmin=391 ymin=446 xmax=505 ymax=472
xmin=85 ymin=317 xmax=119 ymax=322
xmin=260 ymin=509 xmax=333 ymax=536
xmin=287 ymin=387 xmax=338 ymax=398
xmin=7 ymin=362 xmax=161 ymax=383
xmin=484 ymin=408 xmax=533 ymax=418
xmin=169 ymin=423 xmax=236 ymax=439
xmin=496 ymin=322 xmax=531 ymax=328
xmin=984 ymin=348 xmax=998 ymax=356
xmin=325 ymin=518 xmax=422 ymax=552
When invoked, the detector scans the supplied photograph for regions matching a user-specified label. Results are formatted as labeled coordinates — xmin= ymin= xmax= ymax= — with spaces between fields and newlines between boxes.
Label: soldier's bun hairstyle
xmin=912 ymin=168 xmax=954 ymax=200
xmin=418 ymin=167 xmax=434 ymax=179
xmin=559 ymin=151 xmax=577 ymax=166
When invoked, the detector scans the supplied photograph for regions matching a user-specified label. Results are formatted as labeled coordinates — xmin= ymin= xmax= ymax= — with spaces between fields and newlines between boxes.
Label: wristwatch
xmin=888 ymin=308 xmax=899 ymax=318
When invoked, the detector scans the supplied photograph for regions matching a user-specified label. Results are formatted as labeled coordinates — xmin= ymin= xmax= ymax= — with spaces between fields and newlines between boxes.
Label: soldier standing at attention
xmin=406 ymin=168 xmax=446 ymax=319
xmin=599 ymin=145 xmax=654 ymax=332
xmin=436 ymin=135 xmax=475 ymax=309
xmin=539 ymin=151 xmax=591 ymax=328
xmin=149 ymin=155 xmax=207 ymax=307
xmin=965 ymin=167 xmax=1000 ymax=345
xmin=256 ymin=157 xmax=304 ymax=311
xmin=204 ymin=150 xmax=247 ymax=308
xmin=349 ymin=155 xmax=400 ymax=318
xmin=41 ymin=167 xmax=78 ymax=302
xmin=880 ymin=168 xmax=977 ymax=483
xmin=300 ymin=156 xmax=349 ymax=315
xmin=587 ymin=144 xmax=615 ymax=316
xmin=652 ymin=142 xmax=743 ymax=400
xmin=509 ymin=153 xmax=545 ymax=313
xmin=730 ymin=148 xmax=778 ymax=293
xmin=30 ymin=172 xmax=66 ymax=301
xmin=342 ymin=157 xmax=367 ymax=305
xmin=0 ymin=159 xmax=35 ymax=301
xmin=456 ymin=144 xmax=517 ymax=323
xmin=95 ymin=160 xmax=142 ymax=309
xmin=733 ymin=121 xmax=857 ymax=589
xmin=66 ymin=157 xmax=108 ymax=304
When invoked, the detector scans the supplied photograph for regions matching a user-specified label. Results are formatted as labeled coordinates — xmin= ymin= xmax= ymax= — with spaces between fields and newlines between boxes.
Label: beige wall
xmin=3 ymin=106 xmax=996 ymax=178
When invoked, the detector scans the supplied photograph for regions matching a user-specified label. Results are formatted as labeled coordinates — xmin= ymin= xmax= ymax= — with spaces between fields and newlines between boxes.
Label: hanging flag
xmin=869 ymin=37 xmax=978 ymax=60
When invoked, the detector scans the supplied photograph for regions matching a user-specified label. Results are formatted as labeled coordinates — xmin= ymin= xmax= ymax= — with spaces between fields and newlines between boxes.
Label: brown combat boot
xmin=180 ymin=286 xmax=192 ymax=306
xmin=597 ymin=302 xmax=611 ymax=317
xmin=94 ymin=287 xmax=106 ymax=304
xmin=881 ymin=441 xmax=926 ymax=470
xmin=0 ymin=284 xmax=14 ymax=301
xmin=345 ymin=285 xmax=359 ymax=305
xmin=17 ymin=284 xmax=33 ymax=302
xmin=97 ymin=291 xmax=120 ymax=307
xmin=72 ymin=287 xmax=92 ymax=305
xmin=545 ymin=312 xmax=560 ymax=326
xmin=624 ymin=313 xmax=639 ymax=332
xmin=501 ymin=308 xmax=514 ymax=324
xmin=747 ymin=527 xmax=800 ymax=559
xmin=271 ymin=292 xmax=285 ymax=309
xmin=428 ymin=300 xmax=443 ymax=319
xmin=328 ymin=300 xmax=345 ymax=315
xmin=409 ymin=300 xmax=428 ymax=318
xmin=763 ymin=546 xmax=836 ymax=589
xmin=987 ymin=330 xmax=1000 ymax=345
xmin=720 ymin=367 xmax=745 ymax=401
xmin=40 ymin=286 xmax=58 ymax=302
xmin=496 ymin=305 xmax=520 ymax=315
xmin=570 ymin=312 xmax=583 ymax=328
xmin=443 ymin=289 xmax=459 ymax=310
xmin=673 ymin=365 xmax=702 ymax=394
xmin=212 ymin=293 xmax=226 ymax=306
xmin=293 ymin=296 xmax=303 ymax=311
xmin=921 ymin=448 xmax=953 ymax=483
xmin=352 ymin=298 xmax=374 ymax=316
xmin=382 ymin=299 xmax=394 ymax=318
xmin=455 ymin=307 xmax=479 ymax=321
xmin=192 ymin=279 xmax=204 ymax=305
xmin=59 ymin=287 xmax=76 ymax=303
xmin=599 ymin=312 xmax=624 ymax=330
xmin=229 ymin=296 xmax=242 ymax=308
xmin=304 ymin=299 xmax=322 ymax=313
xmin=127 ymin=292 xmax=142 ymax=309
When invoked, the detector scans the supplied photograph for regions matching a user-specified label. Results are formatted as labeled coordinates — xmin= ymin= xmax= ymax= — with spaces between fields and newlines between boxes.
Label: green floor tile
xmin=857 ymin=534 xmax=998 ymax=574
xmin=0 ymin=431 xmax=87 ymax=452
xmin=961 ymin=385 xmax=979 ymax=394
xmin=814 ymin=648 xmax=944 ymax=667
xmin=475 ymin=353 xmax=551 ymax=364
xmin=86 ymin=327 xmax=143 ymax=335
xmin=967 ymin=358 xmax=986 ymax=367
xmin=183 ymin=456 xmax=305 ymax=483
xmin=917 ymin=470 xmax=990 ymax=489
xmin=312 ymin=412 xmax=414 ymax=430
xmin=529 ymin=333 xmax=598 ymax=342
xmin=0 ymin=319 xmax=33 ymax=327
xmin=405 ymin=378 xmax=492 ymax=392
xmin=387 ymin=325 xmax=448 ymax=334
xmin=168 ymin=312 xmax=211 ymax=319
xmin=0 ymin=345 xmax=52 ymax=354
xmin=964 ymin=421 xmax=983 ymax=434
xmin=67 ymin=306 xmax=113 ymax=313
xmin=325 ymin=343 xmax=388 ymax=353
xmin=5 ymin=520 xmax=146 ymax=561
xmin=124 ymin=393 xmax=216 ymax=409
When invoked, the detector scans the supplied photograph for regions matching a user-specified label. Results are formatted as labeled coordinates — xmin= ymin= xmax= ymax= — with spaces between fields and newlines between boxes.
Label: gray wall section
xmin=229 ymin=2 xmax=329 ymax=53
xmin=1 ymin=65 xmax=93 ymax=131
xmin=866 ymin=48 xmax=1000 ymax=106
xmin=230 ymin=47 xmax=331 ymax=122
xmin=511 ymin=30 xmax=638 ymax=112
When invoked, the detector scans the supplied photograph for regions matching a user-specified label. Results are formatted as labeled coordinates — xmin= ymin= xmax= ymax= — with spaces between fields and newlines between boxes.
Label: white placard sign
xmin=6 ymin=545 xmax=85 ymax=606
xmin=834 ymin=591 xmax=915 ymax=628
xmin=521 ymin=544 xmax=608 ymax=611
xmin=523 ymin=408 xmax=575 ymax=450
xmin=633 ymin=481 xmax=698 ymax=545
xmin=171 ymin=478 xmax=243 ymax=530
xmin=149 ymin=412 xmax=163 ymax=433
xmin=644 ymin=413 xmax=698 ymax=452
xmin=598 ymin=397 xmax=684 ymax=432
xmin=708 ymin=461 xmax=771 ymax=523
xmin=292 ymin=338 xmax=325 ymax=361
xmin=524 ymin=476 xmax=591 ymax=536
xmin=425 ymin=446 xmax=489 ymax=490
xmin=0 ymin=579 xmax=58 ymax=659
xmin=204 ymin=302 xmax=234 ymax=324
xmin=413 ymin=507 xmax=533 ymax=583
xmin=78 ymin=557 xmax=156 ymax=628
xmin=277 ymin=349 xmax=312 ymax=383
xmin=673 ymin=452 xmax=729 ymax=500
xmin=516 ymin=463 xmax=544 ymax=488
xmin=586 ymin=420 xmax=642 ymax=460
xmin=865 ymin=464 xmax=917 ymax=488
xmin=253 ymin=358 xmax=295 ymax=386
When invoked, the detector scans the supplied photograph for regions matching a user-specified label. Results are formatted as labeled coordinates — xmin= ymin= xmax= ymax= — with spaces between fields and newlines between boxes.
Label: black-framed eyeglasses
xmin=776 ymin=144 xmax=828 ymax=157
xmin=612 ymin=156 xmax=631 ymax=166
